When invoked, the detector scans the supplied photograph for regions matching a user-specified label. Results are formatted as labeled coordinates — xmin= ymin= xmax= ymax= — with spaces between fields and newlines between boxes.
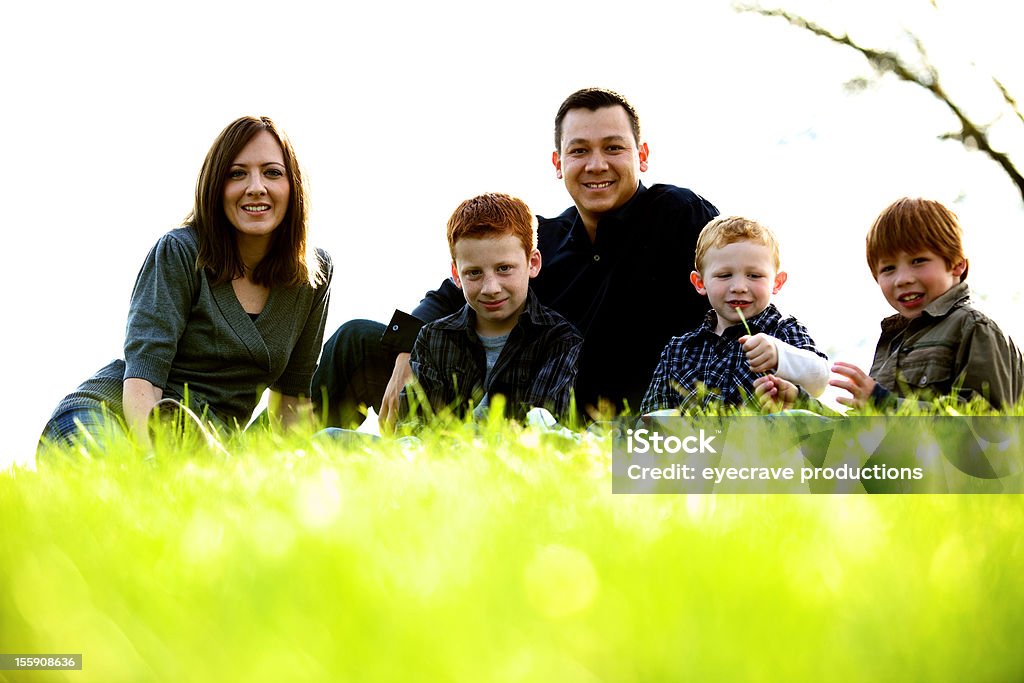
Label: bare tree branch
xmin=735 ymin=3 xmax=1024 ymax=203
xmin=993 ymin=77 xmax=1024 ymax=128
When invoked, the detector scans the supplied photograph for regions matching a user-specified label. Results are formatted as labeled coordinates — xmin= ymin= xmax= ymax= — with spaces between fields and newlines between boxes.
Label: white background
xmin=4 ymin=0 xmax=1023 ymax=465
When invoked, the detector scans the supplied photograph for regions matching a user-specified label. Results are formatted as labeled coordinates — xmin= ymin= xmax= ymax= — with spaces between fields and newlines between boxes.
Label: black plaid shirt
xmin=639 ymin=304 xmax=826 ymax=413
xmin=401 ymin=289 xmax=583 ymax=422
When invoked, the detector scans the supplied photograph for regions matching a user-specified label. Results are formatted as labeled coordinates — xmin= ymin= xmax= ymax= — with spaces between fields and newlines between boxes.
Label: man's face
xmin=690 ymin=241 xmax=787 ymax=336
xmin=552 ymin=105 xmax=649 ymax=235
xmin=451 ymin=234 xmax=542 ymax=337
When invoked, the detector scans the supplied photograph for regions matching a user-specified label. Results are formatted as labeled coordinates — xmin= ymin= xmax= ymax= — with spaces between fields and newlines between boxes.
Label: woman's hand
xmin=122 ymin=377 xmax=163 ymax=450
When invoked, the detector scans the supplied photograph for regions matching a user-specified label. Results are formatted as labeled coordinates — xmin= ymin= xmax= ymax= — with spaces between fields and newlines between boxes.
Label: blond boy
xmin=640 ymin=216 xmax=828 ymax=413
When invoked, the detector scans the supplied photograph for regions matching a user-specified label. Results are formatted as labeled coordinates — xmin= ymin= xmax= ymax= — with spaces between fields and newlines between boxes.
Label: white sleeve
xmin=771 ymin=338 xmax=830 ymax=397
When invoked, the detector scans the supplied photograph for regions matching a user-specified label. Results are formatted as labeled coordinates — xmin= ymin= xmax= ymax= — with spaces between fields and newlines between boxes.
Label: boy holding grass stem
xmin=398 ymin=193 xmax=583 ymax=423
xmin=640 ymin=216 xmax=829 ymax=413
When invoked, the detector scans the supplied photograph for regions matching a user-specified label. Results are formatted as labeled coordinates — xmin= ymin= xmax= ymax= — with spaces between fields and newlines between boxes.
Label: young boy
xmin=824 ymin=197 xmax=1024 ymax=411
xmin=640 ymin=216 xmax=829 ymax=413
xmin=399 ymin=193 xmax=583 ymax=423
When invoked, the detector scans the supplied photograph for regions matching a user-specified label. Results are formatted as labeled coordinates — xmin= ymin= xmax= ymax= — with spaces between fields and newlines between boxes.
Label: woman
xmin=40 ymin=116 xmax=332 ymax=451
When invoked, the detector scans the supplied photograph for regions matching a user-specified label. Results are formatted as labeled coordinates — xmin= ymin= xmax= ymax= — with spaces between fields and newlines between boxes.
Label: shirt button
xmin=593 ymin=255 xmax=601 ymax=262
xmin=392 ymin=324 xmax=399 ymax=331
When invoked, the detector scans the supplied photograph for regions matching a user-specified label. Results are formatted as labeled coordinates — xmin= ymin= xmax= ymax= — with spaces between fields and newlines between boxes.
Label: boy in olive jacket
xmin=760 ymin=197 xmax=1024 ymax=411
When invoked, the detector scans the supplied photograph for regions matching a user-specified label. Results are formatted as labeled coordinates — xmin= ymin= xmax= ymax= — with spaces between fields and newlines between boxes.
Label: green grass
xmin=3 ymin=417 xmax=1024 ymax=682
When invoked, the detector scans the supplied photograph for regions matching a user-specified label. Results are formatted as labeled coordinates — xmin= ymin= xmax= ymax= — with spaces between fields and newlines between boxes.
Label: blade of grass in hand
xmin=735 ymin=306 xmax=753 ymax=337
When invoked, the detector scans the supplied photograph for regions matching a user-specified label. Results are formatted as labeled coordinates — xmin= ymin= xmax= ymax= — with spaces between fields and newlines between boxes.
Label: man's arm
xmin=411 ymin=278 xmax=465 ymax=325
xmin=380 ymin=278 xmax=464 ymax=354
xmin=378 ymin=278 xmax=465 ymax=429
xmin=396 ymin=329 xmax=446 ymax=427
xmin=380 ymin=352 xmax=413 ymax=432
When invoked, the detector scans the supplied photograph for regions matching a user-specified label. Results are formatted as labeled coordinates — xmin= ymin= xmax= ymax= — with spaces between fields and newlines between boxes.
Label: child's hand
xmin=740 ymin=334 xmax=778 ymax=373
xmin=753 ymin=374 xmax=798 ymax=412
xmin=829 ymin=361 xmax=877 ymax=409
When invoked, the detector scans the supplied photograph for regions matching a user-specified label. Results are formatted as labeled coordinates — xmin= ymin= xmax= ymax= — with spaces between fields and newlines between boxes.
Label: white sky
xmin=3 ymin=0 xmax=1023 ymax=466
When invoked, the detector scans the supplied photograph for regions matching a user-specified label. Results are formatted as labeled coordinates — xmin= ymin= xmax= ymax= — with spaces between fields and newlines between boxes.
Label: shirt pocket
xmin=896 ymin=341 xmax=956 ymax=392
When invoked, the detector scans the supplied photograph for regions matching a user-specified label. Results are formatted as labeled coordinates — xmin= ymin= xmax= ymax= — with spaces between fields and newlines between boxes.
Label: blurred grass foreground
xmin=3 ymin=417 xmax=1023 ymax=682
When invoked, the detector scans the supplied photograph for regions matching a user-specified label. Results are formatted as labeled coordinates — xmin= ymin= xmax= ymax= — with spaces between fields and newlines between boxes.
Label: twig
xmin=734 ymin=3 xmax=1024 ymax=203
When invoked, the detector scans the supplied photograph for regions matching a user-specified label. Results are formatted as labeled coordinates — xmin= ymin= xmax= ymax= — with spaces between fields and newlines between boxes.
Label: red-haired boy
xmin=761 ymin=197 xmax=1024 ymax=411
xmin=399 ymin=193 xmax=582 ymax=422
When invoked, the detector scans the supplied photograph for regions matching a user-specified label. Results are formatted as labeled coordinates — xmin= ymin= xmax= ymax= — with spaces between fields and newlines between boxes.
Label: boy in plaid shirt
xmin=399 ymin=193 xmax=582 ymax=423
xmin=640 ymin=216 xmax=828 ymax=413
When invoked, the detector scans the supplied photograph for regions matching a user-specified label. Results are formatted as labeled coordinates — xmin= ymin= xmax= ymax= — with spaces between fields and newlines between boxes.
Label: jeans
xmin=312 ymin=319 xmax=398 ymax=428
xmin=37 ymin=404 xmax=125 ymax=457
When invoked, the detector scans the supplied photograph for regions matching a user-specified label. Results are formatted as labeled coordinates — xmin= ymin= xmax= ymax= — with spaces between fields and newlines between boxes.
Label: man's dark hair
xmin=554 ymin=87 xmax=641 ymax=150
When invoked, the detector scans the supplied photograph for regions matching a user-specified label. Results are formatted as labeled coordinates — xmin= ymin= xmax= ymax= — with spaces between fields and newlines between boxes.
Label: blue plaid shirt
xmin=640 ymin=304 xmax=826 ymax=413
xmin=401 ymin=289 xmax=583 ymax=422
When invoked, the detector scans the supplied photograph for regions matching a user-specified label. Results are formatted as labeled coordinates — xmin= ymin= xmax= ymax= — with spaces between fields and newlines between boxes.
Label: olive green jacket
xmin=869 ymin=282 xmax=1024 ymax=410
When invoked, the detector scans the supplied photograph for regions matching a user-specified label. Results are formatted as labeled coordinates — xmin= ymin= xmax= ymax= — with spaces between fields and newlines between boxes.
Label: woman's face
xmin=222 ymin=131 xmax=290 ymax=241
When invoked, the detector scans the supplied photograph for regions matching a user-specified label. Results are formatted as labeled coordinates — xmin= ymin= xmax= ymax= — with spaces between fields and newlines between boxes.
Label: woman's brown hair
xmin=187 ymin=115 xmax=323 ymax=288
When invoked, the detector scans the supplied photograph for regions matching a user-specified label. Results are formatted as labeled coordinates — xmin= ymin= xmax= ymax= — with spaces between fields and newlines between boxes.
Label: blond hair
xmin=694 ymin=216 xmax=780 ymax=274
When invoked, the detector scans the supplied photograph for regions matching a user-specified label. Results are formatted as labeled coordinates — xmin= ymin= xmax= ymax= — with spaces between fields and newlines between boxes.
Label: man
xmin=313 ymin=87 xmax=718 ymax=427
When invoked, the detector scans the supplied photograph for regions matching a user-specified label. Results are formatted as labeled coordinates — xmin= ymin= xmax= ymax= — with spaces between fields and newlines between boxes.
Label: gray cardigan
xmin=54 ymin=227 xmax=333 ymax=427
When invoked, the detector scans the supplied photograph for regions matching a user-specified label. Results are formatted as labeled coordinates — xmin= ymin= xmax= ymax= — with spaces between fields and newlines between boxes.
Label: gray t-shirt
xmin=473 ymin=332 xmax=510 ymax=418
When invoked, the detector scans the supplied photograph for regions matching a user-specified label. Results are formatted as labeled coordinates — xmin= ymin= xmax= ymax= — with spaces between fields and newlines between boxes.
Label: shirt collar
xmin=923 ymin=280 xmax=970 ymax=317
xmin=517 ymin=288 xmax=559 ymax=328
xmin=434 ymin=302 xmax=474 ymax=332
xmin=434 ymin=287 xmax=551 ymax=335
xmin=608 ymin=181 xmax=646 ymax=220
xmin=880 ymin=281 xmax=971 ymax=333
xmin=568 ymin=182 xmax=646 ymax=243
xmin=699 ymin=303 xmax=782 ymax=340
